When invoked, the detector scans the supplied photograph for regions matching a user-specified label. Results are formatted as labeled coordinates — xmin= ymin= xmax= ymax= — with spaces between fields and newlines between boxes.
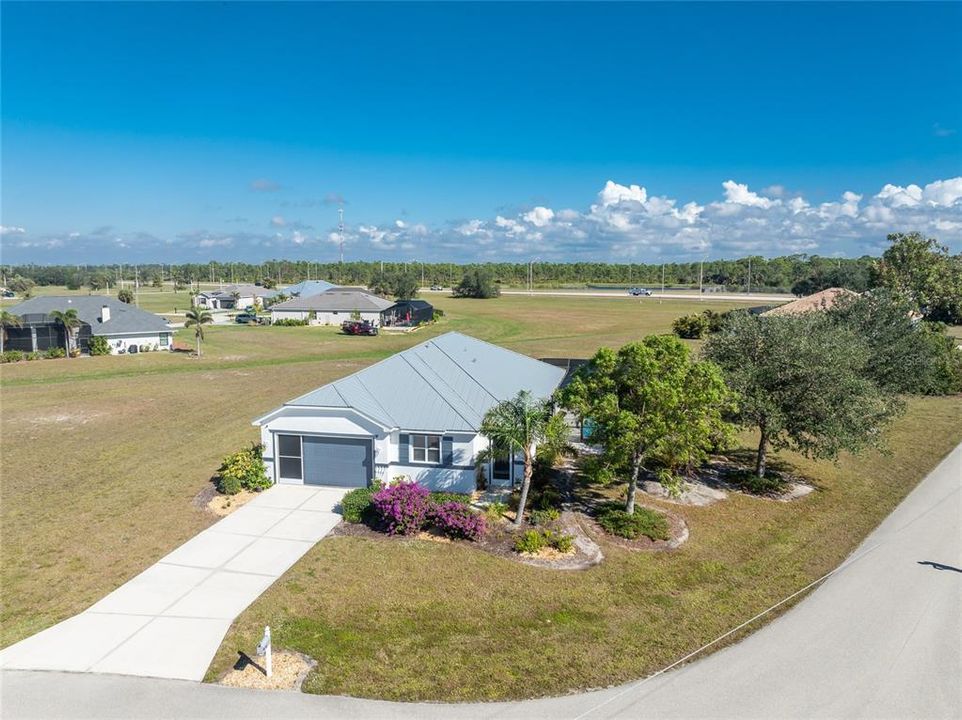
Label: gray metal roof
xmin=6 ymin=296 xmax=171 ymax=335
xmin=281 ymin=280 xmax=336 ymax=297
xmin=275 ymin=332 xmax=566 ymax=432
xmin=271 ymin=290 xmax=396 ymax=313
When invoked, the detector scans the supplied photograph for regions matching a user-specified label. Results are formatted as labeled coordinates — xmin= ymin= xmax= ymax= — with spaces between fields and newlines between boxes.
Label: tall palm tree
xmin=49 ymin=309 xmax=81 ymax=357
xmin=480 ymin=390 xmax=567 ymax=526
xmin=184 ymin=304 xmax=213 ymax=357
xmin=1 ymin=310 xmax=23 ymax=353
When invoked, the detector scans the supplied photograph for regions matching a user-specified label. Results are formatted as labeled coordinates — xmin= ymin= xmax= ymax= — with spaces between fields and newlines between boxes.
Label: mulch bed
xmin=580 ymin=503 xmax=690 ymax=552
xmin=330 ymin=512 xmax=604 ymax=570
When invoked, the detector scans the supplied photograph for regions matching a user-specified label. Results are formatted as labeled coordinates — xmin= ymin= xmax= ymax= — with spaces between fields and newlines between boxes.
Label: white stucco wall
xmin=101 ymin=331 xmax=172 ymax=355
xmin=270 ymin=310 xmax=382 ymax=326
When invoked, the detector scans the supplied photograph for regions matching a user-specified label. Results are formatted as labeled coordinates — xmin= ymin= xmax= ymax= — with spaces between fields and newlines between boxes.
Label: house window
xmin=411 ymin=434 xmax=441 ymax=463
xmin=277 ymin=434 xmax=302 ymax=480
xmin=159 ymin=333 xmax=170 ymax=346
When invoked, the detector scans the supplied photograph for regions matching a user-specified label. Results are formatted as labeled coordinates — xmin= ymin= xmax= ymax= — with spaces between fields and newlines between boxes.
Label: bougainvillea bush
xmin=430 ymin=501 xmax=486 ymax=541
xmin=371 ymin=481 xmax=431 ymax=535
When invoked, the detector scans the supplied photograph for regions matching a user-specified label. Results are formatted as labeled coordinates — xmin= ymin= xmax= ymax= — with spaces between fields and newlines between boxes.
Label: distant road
xmin=5 ymin=443 xmax=958 ymax=719
xmin=494 ymin=289 xmax=790 ymax=303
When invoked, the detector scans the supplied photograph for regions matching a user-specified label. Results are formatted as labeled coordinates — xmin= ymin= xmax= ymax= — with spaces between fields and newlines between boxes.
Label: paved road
xmin=495 ymin=289 xmax=789 ymax=303
xmin=0 ymin=485 xmax=346 ymax=681
xmin=4 ymin=444 xmax=960 ymax=719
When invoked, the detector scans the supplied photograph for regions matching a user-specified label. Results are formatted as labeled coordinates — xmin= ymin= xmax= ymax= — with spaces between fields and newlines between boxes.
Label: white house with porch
xmin=252 ymin=332 xmax=566 ymax=493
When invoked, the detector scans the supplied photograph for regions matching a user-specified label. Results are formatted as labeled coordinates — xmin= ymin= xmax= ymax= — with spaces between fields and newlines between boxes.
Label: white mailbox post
xmin=255 ymin=625 xmax=272 ymax=678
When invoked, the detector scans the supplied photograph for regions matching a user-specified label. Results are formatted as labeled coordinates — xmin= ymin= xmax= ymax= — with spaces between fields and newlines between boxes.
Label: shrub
xmin=484 ymin=501 xmax=508 ymax=523
xmin=24 ymin=351 xmax=40 ymax=361
xmin=43 ymin=347 xmax=65 ymax=359
xmin=218 ymin=444 xmax=270 ymax=494
xmin=432 ymin=308 xmax=445 ymax=321
xmin=429 ymin=501 xmax=486 ymax=541
xmin=272 ymin=319 xmax=309 ymax=327
xmin=428 ymin=491 xmax=471 ymax=507
xmin=371 ymin=481 xmax=430 ymax=535
xmin=88 ymin=336 xmax=111 ymax=356
xmin=596 ymin=504 xmax=670 ymax=541
xmin=513 ymin=528 xmax=575 ymax=554
xmin=530 ymin=508 xmax=560 ymax=526
xmin=514 ymin=529 xmax=547 ymax=554
xmin=69 ymin=348 xmax=81 ymax=358
xmin=672 ymin=313 xmax=710 ymax=339
xmin=341 ymin=485 xmax=377 ymax=523
xmin=1 ymin=350 xmax=24 ymax=363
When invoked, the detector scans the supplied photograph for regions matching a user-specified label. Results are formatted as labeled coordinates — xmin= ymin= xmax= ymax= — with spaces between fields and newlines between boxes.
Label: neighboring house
xmin=761 ymin=287 xmax=857 ymax=317
xmin=281 ymin=279 xmax=336 ymax=298
xmin=194 ymin=284 xmax=279 ymax=310
xmin=4 ymin=296 xmax=172 ymax=355
xmin=270 ymin=289 xmax=396 ymax=326
xmin=253 ymin=332 xmax=566 ymax=492
xmin=381 ymin=299 xmax=435 ymax=327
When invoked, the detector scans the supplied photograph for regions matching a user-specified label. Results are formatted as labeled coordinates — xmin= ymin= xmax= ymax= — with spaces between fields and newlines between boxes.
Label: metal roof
xmin=270 ymin=290 xmax=396 ymax=313
xmin=281 ymin=280 xmax=336 ymax=297
xmin=6 ymin=296 xmax=171 ymax=335
xmin=273 ymin=332 xmax=566 ymax=432
xmin=198 ymin=284 xmax=280 ymax=299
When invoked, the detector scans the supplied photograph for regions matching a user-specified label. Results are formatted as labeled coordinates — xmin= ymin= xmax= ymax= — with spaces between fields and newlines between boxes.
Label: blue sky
xmin=2 ymin=1 xmax=961 ymax=264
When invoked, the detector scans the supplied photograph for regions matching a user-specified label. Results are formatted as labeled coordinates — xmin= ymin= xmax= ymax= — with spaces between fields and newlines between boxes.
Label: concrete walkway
xmin=0 ymin=484 xmax=346 ymax=681
xmin=3 ymin=443 xmax=959 ymax=719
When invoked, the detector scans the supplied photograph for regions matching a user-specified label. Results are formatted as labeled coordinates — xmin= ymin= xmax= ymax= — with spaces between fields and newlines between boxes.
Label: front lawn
xmin=207 ymin=395 xmax=961 ymax=701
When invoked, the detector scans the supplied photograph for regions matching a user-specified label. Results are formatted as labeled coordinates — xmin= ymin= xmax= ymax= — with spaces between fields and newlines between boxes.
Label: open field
xmin=2 ymin=293 xmax=960 ymax=702
xmin=0 ymin=285 xmax=196 ymax=316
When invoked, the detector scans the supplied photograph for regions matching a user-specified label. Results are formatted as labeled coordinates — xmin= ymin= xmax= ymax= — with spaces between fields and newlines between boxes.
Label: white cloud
xmin=721 ymin=180 xmax=775 ymax=209
xmin=0 ymin=225 xmax=26 ymax=235
xmin=523 ymin=206 xmax=555 ymax=227
xmin=270 ymin=215 xmax=286 ymax=227
xmin=598 ymin=181 xmax=647 ymax=207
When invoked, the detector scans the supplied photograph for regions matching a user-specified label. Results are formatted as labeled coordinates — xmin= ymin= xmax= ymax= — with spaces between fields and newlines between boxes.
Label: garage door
xmin=302 ymin=436 xmax=372 ymax=487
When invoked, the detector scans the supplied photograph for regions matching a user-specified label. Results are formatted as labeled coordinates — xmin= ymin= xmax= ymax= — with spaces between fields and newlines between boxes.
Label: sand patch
xmin=219 ymin=650 xmax=316 ymax=691
xmin=206 ymin=489 xmax=256 ymax=516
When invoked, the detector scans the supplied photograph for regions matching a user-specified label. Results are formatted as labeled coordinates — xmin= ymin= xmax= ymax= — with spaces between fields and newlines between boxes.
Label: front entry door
xmin=492 ymin=443 xmax=512 ymax=486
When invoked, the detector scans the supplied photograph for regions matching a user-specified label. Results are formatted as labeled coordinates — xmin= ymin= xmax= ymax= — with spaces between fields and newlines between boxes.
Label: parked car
xmin=341 ymin=319 xmax=379 ymax=336
xmin=430 ymin=285 xmax=444 ymax=291
xmin=628 ymin=287 xmax=653 ymax=296
xmin=235 ymin=313 xmax=258 ymax=324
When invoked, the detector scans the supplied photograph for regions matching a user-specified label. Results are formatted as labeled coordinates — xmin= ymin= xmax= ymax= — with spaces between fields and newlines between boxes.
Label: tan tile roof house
xmin=761 ymin=287 xmax=858 ymax=317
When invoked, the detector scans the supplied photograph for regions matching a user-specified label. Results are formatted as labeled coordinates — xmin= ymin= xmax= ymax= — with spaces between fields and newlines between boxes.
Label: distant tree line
xmin=4 ymin=232 xmax=960 ymax=320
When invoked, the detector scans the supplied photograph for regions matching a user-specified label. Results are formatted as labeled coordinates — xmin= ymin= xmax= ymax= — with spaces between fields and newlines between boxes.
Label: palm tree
xmin=184 ymin=304 xmax=213 ymax=357
xmin=480 ymin=390 xmax=567 ymax=526
xmin=49 ymin=309 xmax=81 ymax=357
xmin=1 ymin=310 xmax=23 ymax=353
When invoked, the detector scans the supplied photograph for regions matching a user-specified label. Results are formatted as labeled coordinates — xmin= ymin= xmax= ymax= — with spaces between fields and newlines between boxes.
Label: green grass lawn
xmin=1 ymin=292 xmax=960 ymax=701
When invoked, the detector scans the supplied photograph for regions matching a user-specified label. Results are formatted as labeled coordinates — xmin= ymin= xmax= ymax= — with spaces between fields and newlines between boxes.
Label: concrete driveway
xmin=0 ymin=484 xmax=346 ymax=681
xmin=3 ymin=443 xmax=959 ymax=719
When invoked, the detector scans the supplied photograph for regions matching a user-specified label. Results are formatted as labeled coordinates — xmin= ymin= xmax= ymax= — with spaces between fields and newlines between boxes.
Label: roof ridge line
xmin=398 ymin=352 xmax=478 ymax=431
xmin=429 ymin=338 xmax=500 ymax=404
xmin=404 ymin=350 xmax=483 ymax=425
xmin=345 ymin=374 xmax=400 ymax=428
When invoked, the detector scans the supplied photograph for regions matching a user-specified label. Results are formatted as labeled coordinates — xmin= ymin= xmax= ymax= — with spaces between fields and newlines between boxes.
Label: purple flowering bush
xmin=430 ymin=501 xmax=487 ymax=541
xmin=371 ymin=481 xmax=430 ymax=535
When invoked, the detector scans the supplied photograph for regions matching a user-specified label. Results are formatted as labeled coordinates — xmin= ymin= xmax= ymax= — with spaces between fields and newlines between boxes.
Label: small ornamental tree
xmin=705 ymin=311 xmax=902 ymax=479
xmin=49 ymin=309 xmax=82 ymax=358
xmin=117 ymin=288 xmax=135 ymax=304
xmin=184 ymin=303 xmax=213 ymax=357
xmin=480 ymin=391 xmax=567 ymax=526
xmin=559 ymin=336 xmax=734 ymax=509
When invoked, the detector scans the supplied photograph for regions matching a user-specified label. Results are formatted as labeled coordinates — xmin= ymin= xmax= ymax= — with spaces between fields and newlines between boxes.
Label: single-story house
xmin=253 ymin=332 xmax=566 ymax=492
xmin=761 ymin=287 xmax=857 ymax=317
xmin=4 ymin=296 xmax=173 ymax=355
xmin=381 ymin=299 xmax=435 ymax=327
xmin=194 ymin=284 xmax=280 ymax=310
xmin=281 ymin=279 xmax=336 ymax=298
xmin=269 ymin=289 xmax=396 ymax=326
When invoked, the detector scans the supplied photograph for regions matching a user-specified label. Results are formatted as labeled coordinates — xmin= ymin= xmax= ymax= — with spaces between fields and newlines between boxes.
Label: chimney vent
xmin=101 ymin=305 xmax=111 ymax=323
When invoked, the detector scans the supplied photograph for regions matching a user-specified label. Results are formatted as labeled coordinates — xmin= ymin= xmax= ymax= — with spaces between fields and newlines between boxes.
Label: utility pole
xmin=661 ymin=263 xmax=665 ymax=294
xmin=420 ymin=262 xmax=424 ymax=288
xmin=747 ymin=257 xmax=752 ymax=295
xmin=699 ymin=258 xmax=704 ymax=300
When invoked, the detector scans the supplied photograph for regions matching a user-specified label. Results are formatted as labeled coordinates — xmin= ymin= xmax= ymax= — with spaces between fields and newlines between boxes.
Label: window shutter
xmin=442 ymin=436 xmax=454 ymax=466
xmin=399 ymin=434 xmax=409 ymax=464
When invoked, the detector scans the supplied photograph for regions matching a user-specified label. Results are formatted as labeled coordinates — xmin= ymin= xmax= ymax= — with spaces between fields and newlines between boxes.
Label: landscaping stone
xmin=219 ymin=650 xmax=316 ymax=691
